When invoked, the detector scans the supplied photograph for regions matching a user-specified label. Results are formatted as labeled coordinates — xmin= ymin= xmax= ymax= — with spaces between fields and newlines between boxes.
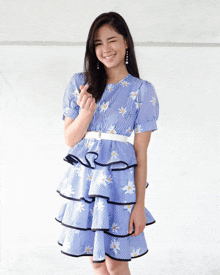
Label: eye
xmin=94 ymin=43 xmax=101 ymax=47
xmin=109 ymin=40 xmax=117 ymax=43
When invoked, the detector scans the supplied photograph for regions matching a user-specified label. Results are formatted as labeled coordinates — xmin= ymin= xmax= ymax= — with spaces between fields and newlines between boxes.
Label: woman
xmin=55 ymin=11 xmax=159 ymax=275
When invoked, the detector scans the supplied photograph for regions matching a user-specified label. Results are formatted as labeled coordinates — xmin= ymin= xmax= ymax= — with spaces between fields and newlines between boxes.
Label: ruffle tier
xmin=63 ymin=138 xmax=138 ymax=171
xmin=55 ymin=194 xmax=155 ymax=262
xmin=56 ymin=196 xmax=155 ymax=237
xmin=56 ymin=142 xmax=156 ymax=262
xmin=57 ymin=227 xmax=149 ymax=262
xmin=57 ymin=161 xmax=149 ymax=205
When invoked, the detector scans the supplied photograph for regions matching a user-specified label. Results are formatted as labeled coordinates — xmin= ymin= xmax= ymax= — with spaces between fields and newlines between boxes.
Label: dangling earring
xmin=97 ymin=61 xmax=100 ymax=69
xmin=125 ymin=49 xmax=129 ymax=65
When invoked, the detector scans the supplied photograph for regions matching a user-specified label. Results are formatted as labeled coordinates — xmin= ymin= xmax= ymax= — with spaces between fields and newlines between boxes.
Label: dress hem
xmin=57 ymin=241 xmax=149 ymax=263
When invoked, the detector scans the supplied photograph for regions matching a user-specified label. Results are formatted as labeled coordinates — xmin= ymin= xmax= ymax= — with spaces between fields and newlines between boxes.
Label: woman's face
xmin=94 ymin=24 xmax=128 ymax=71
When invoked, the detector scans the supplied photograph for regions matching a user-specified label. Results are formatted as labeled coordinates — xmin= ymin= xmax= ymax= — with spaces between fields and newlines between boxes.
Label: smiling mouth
xmin=104 ymin=54 xmax=116 ymax=61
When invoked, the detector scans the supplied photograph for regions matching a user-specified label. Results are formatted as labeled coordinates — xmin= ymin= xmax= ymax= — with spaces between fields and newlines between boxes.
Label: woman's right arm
xmin=64 ymin=84 xmax=97 ymax=148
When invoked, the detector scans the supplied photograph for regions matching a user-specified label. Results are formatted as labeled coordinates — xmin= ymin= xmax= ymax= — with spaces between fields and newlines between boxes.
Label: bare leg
xmin=89 ymin=256 xmax=110 ymax=275
xmin=105 ymin=255 xmax=131 ymax=275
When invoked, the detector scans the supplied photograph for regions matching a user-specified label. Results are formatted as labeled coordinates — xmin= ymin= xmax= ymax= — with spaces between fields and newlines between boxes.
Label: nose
xmin=102 ymin=42 xmax=111 ymax=53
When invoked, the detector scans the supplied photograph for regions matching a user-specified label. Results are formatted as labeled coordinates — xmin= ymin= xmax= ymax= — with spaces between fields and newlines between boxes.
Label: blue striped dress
xmin=55 ymin=72 xmax=159 ymax=263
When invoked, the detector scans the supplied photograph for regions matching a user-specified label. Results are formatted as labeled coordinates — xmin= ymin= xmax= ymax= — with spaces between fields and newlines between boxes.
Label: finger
xmin=78 ymin=93 xmax=92 ymax=108
xmin=84 ymin=97 xmax=93 ymax=110
xmin=90 ymin=98 xmax=97 ymax=111
xmin=131 ymin=229 xmax=140 ymax=237
xmin=138 ymin=225 xmax=144 ymax=234
xmin=81 ymin=96 xmax=92 ymax=109
xmin=82 ymin=84 xmax=89 ymax=92
xmin=128 ymin=218 xmax=134 ymax=235
xmin=89 ymin=97 xmax=95 ymax=106
xmin=78 ymin=84 xmax=89 ymax=103
xmin=90 ymin=98 xmax=96 ymax=110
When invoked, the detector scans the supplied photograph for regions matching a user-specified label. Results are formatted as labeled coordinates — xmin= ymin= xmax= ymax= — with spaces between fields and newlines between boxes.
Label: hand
xmin=128 ymin=204 xmax=146 ymax=236
xmin=77 ymin=84 xmax=97 ymax=114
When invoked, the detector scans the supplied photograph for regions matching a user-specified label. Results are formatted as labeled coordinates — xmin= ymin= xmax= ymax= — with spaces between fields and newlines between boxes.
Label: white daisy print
xmin=107 ymin=175 xmax=113 ymax=184
xmin=64 ymin=107 xmax=71 ymax=113
xmin=135 ymin=102 xmax=142 ymax=109
xmin=75 ymin=166 xmax=85 ymax=176
xmin=121 ymin=181 xmax=135 ymax=194
xmin=95 ymin=201 xmax=105 ymax=211
xmin=95 ymin=146 xmax=101 ymax=153
xmin=87 ymin=174 xmax=93 ymax=181
xmin=96 ymin=173 xmax=108 ymax=187
xmin=72 ymin=229 xmax=80 ymax=235
xmin=130 ymin=90 xmax=139 ymax=100
xmin=85 ymin=139 xmax=95 ymax=149
xmin=107 ymin=125 xmax=117 ymax=134
xmin=71 ymin=88 xmax=80 ymax=98
xmin=123 ymin=205 xmax=133 ymax=213
xmin=131 ymin=248 xmax=141 ymax=257
xmin=126 ymin=127 xmax=131 ymax=133
xmin=100 ymin=101 xmax=110 ymax=112
xmin=111 ymin=150 xmax=118 ymax=159
xmin=120 ymin=81 xmax=129 ymax=87
xmin=84 ymin=245 xmax=93 ymax=254
xmin=77 ymin=201 xmax=85 ymax=212
xmin=118 ymin=107 xmax=127 ymax=116
xmin=112 ymin=223 xmax=120 ymax=233
xmin=110 ymin=239 xmax=120 ymax=255
xmin=134 ymin=124 xmax=143 ymax=134
xmin=150 ymin=97 xmax=157 ymax=106
xmin=108 ymin=84 xmax=114 ymax=92
xmin=64 ymin=185 xmax=75 ymax=195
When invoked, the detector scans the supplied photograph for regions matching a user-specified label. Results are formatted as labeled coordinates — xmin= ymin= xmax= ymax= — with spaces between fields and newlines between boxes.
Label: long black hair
xmin=84 ymin=11 xmax=140 ymax=103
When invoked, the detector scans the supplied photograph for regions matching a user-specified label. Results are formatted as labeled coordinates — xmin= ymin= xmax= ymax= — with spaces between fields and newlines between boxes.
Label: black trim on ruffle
xmin=57 ymin=191 xmax=93 ymax=203
xmin=57 ymin=241 xmax=149 ymax=262
xmin=89 ymin=194 xmax=136 ymax=205
xmin=64 ymin=153 xmax=138 ymax=171
xmin=55 ymin=217 xmax=156 ymax=237
xmin=56 ymin=182 xmax=149 ymax=206
xmin=56 ymin=190 xmax=136 ymax=205
xmin=92 ymin=259 xmax=107 ymax=263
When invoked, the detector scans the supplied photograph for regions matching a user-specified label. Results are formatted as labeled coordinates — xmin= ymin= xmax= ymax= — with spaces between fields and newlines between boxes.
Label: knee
xmin=91 ymin=262 xmax=104 ymax=271
xmin=107 ymin=261 xmax=129 ymax=275
xmin=89 ymin=257 xmax=106 ymax=272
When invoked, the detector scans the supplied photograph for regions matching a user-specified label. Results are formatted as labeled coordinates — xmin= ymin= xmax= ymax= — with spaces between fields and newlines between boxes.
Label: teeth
xmin=105 ymin=55 xmax=115 ymax=60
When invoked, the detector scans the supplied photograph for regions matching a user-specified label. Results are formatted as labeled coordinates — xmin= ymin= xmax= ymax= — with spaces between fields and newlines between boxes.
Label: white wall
xmin=0 ymin=0 xmax=220 ymax=43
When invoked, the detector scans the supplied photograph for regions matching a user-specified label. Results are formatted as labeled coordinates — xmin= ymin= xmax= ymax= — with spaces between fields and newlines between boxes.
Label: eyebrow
xmin=94 ymin=36 xmax=117 ymax=42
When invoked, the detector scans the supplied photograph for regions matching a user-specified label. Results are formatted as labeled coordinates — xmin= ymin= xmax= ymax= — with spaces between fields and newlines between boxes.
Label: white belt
xmin=83 ymin=131 xmax=128 ymax=142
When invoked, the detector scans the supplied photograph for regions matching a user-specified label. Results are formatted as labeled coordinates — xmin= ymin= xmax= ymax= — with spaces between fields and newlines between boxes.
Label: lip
xmin=104 ymin=54 xmax=116 ymax=61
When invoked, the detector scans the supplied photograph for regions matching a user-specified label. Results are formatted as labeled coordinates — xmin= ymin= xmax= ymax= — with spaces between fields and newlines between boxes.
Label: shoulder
xmin=129 ymin=75 xmax=155 ymax=93
xmin=69 ymin=72 xmax=86 ymax=88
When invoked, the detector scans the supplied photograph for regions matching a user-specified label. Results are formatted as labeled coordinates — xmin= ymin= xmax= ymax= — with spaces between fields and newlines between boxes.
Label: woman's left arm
xmin=129 ymin=130 xmax=152 ymax=236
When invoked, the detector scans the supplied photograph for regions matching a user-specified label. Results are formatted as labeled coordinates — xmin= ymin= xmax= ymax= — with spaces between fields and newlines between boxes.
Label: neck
xmin=105 ymin=65 xmax=129 ymax=84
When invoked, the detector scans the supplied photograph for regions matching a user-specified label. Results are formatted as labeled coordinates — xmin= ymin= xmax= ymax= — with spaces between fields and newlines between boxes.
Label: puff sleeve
xmin=134 ymin=81 xmax=159 ymax=134
xmin=62 ymin=73 xmax=80 ymax=120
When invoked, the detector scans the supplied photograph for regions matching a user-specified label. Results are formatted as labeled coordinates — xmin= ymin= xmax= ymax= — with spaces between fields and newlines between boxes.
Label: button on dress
xmin=55 ymin=72 xmax=159 ymax=263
